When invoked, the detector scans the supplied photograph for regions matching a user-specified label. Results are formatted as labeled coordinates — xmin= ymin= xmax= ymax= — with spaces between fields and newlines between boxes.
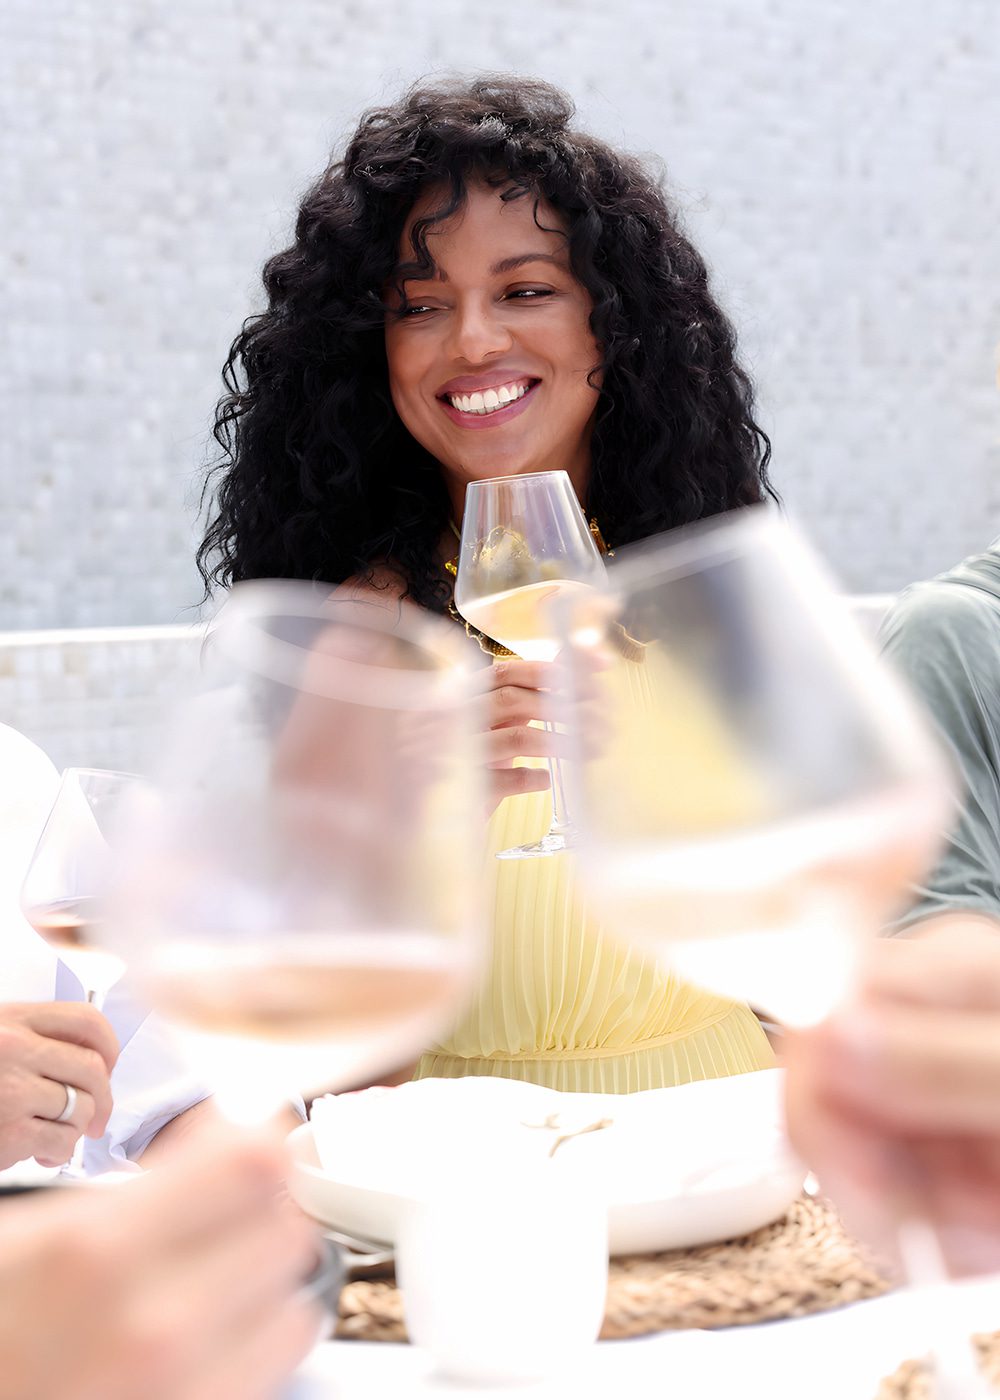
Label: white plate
xmin=289 ymin=1070 xmax=804 ymax=1256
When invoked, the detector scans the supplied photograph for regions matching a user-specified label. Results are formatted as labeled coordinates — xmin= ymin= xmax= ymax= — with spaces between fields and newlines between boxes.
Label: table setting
xmin=283 ymin=1069 xmax=998 ymax=1400
xmin=4 ymin=487 xmax=999 ymax=1400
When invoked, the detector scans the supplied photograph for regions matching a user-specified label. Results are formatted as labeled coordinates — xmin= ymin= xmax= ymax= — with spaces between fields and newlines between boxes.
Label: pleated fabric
xmin=415 ymin=648 xmax=776 ymax=1094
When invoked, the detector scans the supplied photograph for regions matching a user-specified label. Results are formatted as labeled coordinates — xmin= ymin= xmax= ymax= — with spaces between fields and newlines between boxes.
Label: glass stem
xmin=544 ymin=724 xmax=570 ymax=833
xmin=61 ymin=988 xmax=103 ymax=1178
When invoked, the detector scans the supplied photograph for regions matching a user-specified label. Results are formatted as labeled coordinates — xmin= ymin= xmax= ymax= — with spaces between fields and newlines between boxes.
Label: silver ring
xmin=54 ymin=1083 xmax=77 ymax=1125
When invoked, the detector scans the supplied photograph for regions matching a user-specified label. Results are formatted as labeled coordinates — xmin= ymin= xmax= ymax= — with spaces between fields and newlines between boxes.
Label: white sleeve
xmin=68 ymin=969 xmax=211 ymax=1174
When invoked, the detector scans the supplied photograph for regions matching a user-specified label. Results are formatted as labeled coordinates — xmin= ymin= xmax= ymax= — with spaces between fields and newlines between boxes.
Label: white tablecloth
xmin=289 ymin=1278 xmax=1000 ymax=1400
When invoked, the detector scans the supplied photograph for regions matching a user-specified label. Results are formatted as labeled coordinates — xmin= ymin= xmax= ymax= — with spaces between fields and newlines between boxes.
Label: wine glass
xmin=106 ymin=582 xmax=487 ymax=1126
xmin=21 ymin=768 xmax=137 ymax=1006
xmin=453 ymin=470 xmax=607 ymax=859
xmin=557 ymin=508 xmax=989 ymax=1398
xmin=556 ymin=507 xmax=951 ymax=1025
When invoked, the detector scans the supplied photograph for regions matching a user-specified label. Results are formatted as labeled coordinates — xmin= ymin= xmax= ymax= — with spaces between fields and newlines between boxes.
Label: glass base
xmin=495 ymin=829 xmax=576 ymax=860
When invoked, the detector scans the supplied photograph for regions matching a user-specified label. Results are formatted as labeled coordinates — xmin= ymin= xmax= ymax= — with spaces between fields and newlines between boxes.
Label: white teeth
xmin=446 ymin=380 xmax=532 ymax=416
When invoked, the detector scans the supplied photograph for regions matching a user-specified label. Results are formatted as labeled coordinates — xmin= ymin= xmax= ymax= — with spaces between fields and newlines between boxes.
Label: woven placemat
xmin=335 ymin=1193 xmax=892 ymax=1343
xmin=877 ymin=1332 xmax=1000 ymax=1400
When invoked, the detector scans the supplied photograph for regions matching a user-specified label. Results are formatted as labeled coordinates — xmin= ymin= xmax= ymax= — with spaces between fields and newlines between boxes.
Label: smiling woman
xmin=197 ymin=75 xmax=780 ymax=1094
xmin=198 ymin=75 xmax=775 ymax=612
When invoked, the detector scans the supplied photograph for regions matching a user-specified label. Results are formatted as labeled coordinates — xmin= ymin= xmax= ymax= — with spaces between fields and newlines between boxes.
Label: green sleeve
xmin=878 ymin=580 xmax=1000 ymax=930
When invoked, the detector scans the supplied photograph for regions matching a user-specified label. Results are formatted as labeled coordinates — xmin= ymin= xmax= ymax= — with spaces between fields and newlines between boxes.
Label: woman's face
xmin=384 ymin=180 xmax=601 ymax=516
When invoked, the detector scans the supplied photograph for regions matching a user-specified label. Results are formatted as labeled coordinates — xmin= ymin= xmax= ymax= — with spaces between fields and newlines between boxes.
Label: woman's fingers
xmin=475 ymin=656 xmax=598 ymax=814
xmin=486 ymin=683 xmax=562 ymax=728
xmin=484 ymin=725 xmax=573 ymax=767
xmin=472 ymin=658 xmax=557 ymax=696
xmin=489 ymin=766 xmax=552 ymax=807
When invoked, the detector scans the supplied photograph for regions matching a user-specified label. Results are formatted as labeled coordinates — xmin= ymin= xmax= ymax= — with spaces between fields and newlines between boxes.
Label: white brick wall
xmin=3 ymin=0 xmax=999 ymax=634
xmin=0 ymin=595 xmax=898 ymax=774
xmin=0 ymin=626 xmax=206 ymax=773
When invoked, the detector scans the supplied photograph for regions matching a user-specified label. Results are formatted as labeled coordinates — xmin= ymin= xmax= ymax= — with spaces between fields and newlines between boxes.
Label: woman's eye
xmin=400 ymin=304 xmax=436 ymax=317
xmin=506 ymin=288 xmax=554 ymax=301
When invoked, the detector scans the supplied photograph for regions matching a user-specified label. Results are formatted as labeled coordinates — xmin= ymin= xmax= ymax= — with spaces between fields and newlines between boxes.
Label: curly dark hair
xmin=198 ymin=74 xmax=777 ymax=611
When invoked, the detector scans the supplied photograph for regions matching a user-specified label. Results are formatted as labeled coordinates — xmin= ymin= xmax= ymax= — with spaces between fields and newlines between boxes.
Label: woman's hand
xmin=784 ymin=928 xmax=1000 ymax=1274
xmin=474 ymin=659 xmax=571 ymax=817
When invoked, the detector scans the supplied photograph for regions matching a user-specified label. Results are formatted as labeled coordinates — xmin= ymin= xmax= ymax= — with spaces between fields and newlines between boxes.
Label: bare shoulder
xmin=333 ymin=564 xmax=411 ymax=613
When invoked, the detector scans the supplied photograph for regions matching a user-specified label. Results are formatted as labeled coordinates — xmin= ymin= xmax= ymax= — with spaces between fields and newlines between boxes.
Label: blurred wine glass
xmin=21 ymin=768 xmax=136 ymax=1006
xmin=108 ymin=583 xmax=487 ymax=1124
xmin=559 ymin=508 xmax=986 ymax=1395
xmin=557 ymin=507 xmax=951 ymax=1029
xmin=454 ymin=470 xmax=607 ymax=859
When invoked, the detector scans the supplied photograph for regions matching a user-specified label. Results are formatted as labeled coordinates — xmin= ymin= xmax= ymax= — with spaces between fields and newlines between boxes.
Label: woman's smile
xmin=437 ymin=374 xmax=541 ymax=428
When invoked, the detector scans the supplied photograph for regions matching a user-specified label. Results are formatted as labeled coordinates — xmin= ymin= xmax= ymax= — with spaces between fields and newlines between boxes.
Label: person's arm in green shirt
xmin=879 ymin=579 xmax=1000 ymax=936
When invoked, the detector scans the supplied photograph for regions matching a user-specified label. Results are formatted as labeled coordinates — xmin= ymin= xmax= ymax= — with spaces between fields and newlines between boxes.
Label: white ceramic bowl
xmin=289 ymin=1069 xmax=803 ymax=1256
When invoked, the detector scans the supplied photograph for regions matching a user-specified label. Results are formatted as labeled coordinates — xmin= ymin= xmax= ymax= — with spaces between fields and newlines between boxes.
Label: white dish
xmin=289 ymin=1069 xmax=804 ymax=1256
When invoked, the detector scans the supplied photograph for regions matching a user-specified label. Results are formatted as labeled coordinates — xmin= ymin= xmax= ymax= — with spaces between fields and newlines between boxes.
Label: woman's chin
xmin=455 ymin=450 xmax=554 ymax=482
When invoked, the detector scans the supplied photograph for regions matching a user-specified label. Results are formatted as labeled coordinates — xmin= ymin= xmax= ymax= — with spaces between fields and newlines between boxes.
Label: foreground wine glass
xmin=559 ymin=509 xmax=987 ymax=1395
xmin=21 ymin=768 xmax=136 ymax=1006
xmin=454 ymin=470 xmax=607 ymax=859
xmin=107 ymin=584 xmax=486 ymax=1124
xmin=557 ymin=507 xmax=951 ymax=1029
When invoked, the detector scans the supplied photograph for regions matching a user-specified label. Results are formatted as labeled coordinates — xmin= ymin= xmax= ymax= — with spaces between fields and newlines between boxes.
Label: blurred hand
xmin=785 ymin=928 xmax=1000 ymax=1275
xmin=0 ymin=1128 xmax=322 ymax=1400
xmin=0 ymin=1002 xmax=118 ymax=1169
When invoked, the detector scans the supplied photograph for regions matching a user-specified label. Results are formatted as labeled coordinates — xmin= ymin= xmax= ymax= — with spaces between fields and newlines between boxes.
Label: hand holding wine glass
xmin=785 ymin=927 xmax=1000 ymax=1278
xmin=559 ymin=508 xmax=991 ymax=1398
xmin=17 ymin=767 xmax=137 ymax=1174
xmin=0 ymin=1001 xmax=117 ymax=1170
xmin=454 ymin=470 xmax=606 ymax=857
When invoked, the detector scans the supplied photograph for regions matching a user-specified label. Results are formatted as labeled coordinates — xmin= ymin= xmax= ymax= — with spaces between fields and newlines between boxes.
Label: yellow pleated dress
xmin=414 ymin=643 xmax=776 ymax=1094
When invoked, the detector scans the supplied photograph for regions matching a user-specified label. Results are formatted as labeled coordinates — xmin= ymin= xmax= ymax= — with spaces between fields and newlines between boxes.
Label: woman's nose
xmin=448 ymin=298 xmax=514 ymax=364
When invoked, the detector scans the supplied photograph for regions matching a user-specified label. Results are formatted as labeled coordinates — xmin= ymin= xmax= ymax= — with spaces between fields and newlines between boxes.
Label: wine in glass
xmin=21 ymin=768 xmax=137 ymax=1006
xmin=454 ymin=470 xmax=607 ymax=858
xmin=107 ymin=583 xmax=487 ymax=1125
